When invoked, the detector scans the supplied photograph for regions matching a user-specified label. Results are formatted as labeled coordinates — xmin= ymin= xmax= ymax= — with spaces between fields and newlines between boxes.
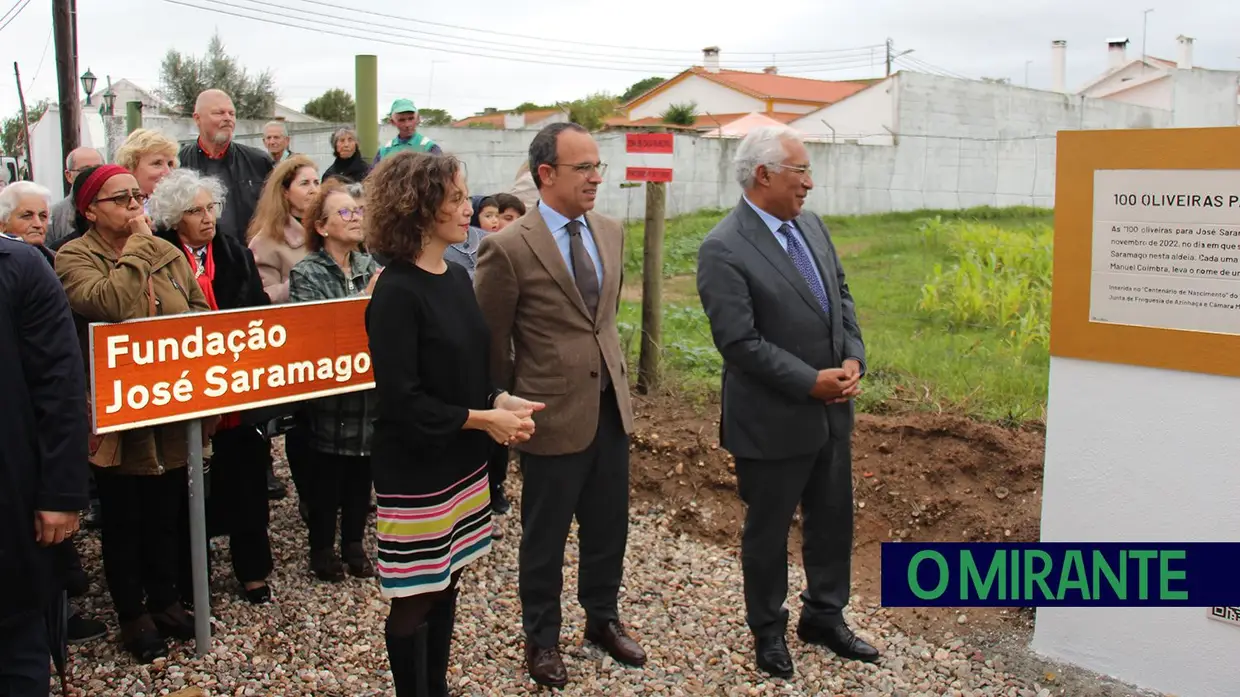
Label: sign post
xmin=88 ymin=297 xmax=375 ymax=656
xmin=625 ymin=133 xmax=673 ymax=393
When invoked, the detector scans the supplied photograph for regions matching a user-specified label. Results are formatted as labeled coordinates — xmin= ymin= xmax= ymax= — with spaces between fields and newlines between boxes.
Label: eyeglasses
xmin=95 ymin=190 xmax=149 ymax=207
xmin=334 ymin=206 xmax=364 ymax=221
xmin=774 ymin=163 xmax=813 ymax=178
xmin=553 ymin=162 xmax=607 ymax=177
xmin=185 ymin=202 xmax=223 ymax=218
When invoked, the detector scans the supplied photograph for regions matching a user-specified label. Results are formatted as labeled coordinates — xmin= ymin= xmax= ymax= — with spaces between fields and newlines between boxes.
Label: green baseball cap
xmin=389 ymin=98 xmax=418 ymax=115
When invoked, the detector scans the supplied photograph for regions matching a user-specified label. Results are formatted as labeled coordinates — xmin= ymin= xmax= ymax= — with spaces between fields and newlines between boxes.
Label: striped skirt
xmin=375 ymin=462 xmax=493 ymax=598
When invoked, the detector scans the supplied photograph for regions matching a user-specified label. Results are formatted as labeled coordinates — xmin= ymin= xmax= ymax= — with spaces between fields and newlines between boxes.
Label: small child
xmin=475 ymin=196 xmax=502 ymax=233
xmin=493 ymin=193 xmax=526 ymax=231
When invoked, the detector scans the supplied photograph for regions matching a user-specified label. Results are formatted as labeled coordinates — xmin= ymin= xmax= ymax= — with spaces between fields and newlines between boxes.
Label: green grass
xmin=619 ymin=206 xmax=1054 ymax=425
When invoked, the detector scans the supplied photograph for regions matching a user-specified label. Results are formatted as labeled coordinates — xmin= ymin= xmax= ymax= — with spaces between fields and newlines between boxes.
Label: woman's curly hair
xmin=364 ymin=151 xmax=463 ymax=263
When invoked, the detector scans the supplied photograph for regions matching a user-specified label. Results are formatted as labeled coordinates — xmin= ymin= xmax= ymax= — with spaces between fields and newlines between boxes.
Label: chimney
xmin=1177 ymin=34 xmax=1194 ymax=69
xmin=763 ymin=66 xmax=778 ymax=75
xmin=1051 ymin=39 xmax=1067 ymax=92
xmin=1107 ymin=37 xmax=1129 ymax=70
xmin=702 ymin=46 xmax=720 ymax=73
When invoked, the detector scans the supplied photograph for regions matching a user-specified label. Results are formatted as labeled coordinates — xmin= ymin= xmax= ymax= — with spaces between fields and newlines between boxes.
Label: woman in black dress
xmin=364 ymin=151 xmax=544 ymax=696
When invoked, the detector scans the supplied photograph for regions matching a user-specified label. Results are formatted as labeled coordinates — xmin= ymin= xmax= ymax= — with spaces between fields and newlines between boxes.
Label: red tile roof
xmin=698 ymin=68 xmax=874 ymax=103
xmin=606 ymin=111 xmax=803 ymax=130
xmin=451 ymin=108 xmax=561 ymax=128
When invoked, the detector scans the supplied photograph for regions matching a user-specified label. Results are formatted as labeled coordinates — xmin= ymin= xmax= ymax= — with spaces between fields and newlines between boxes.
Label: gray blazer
xmin=696 ymin=199 xmax=866 ymax=461
xmin=46 ymin=197 xmax=76 ymax=249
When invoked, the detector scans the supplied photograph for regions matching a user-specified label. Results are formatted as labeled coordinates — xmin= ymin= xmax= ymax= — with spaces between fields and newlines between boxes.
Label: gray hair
xmin=330 ymin=126 xmax=357 ymax=149
xmin=733 ymin=125 xmax=802 ymax=189
xmin=263 ymin=120 xmax=288 ymax=136
xmin=528 ymin=122 xmax=588 ymax=190
xmin=148 ymin=169 xmax=227 ymax=230
xmin=0 ymin=181 xmax=51 ymax=220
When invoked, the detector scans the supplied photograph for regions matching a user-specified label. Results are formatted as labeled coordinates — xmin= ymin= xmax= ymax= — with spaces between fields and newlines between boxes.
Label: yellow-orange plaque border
xmin=1050 ymin=126 xmax=1240 ymax=378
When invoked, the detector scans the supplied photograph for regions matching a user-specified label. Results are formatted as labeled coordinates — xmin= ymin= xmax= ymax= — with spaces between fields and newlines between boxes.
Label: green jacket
xmin=373 ymin=132 xmax=442 ymax=164
xmin=287 ymin=249 xmax=380 ymax=456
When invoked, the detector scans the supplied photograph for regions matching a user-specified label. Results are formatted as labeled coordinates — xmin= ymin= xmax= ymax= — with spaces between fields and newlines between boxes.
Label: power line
xmin=165 ymin=0 xmax=886 ymax=76
xmin=0 ymin=0 xmax=32 ymax=33
xmin=200 ymin=0 xmax=883 ymax=71
xmin=286 ymin=0 xmax=885 ymax=58
xmin=0 ymin=0 xmax=26 ymax=28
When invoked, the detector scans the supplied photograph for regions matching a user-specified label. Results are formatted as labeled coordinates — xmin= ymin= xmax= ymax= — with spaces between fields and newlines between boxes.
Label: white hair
xmin=733 ymin=125 xmax=802 ymax=189
xmin=148 ymin=169 xmax=227 ymax=230
xmin=0 ymin=181 xmax=51 ymax=220
xmin=264 ymin=120 xmax=288 ymax=136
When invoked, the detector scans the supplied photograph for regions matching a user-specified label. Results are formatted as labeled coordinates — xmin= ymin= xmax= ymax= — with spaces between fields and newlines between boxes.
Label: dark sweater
xmin=365 ymin=260 xmax=495 ymax=494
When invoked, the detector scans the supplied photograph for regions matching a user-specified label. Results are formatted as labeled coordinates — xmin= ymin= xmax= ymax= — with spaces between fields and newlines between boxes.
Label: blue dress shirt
xmin=743 ymin=195 xmax=826 ymax=292
xmin=538 ymin=200 xmax=604 ymax=288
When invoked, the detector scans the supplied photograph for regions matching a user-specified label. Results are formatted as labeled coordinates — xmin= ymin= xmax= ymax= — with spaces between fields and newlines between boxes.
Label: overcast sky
xmin=0 ymin=0 xmax=1236 ymax=121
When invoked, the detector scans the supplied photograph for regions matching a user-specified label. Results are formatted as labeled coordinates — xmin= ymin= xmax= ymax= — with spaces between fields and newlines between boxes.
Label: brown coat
xmin=55 ymin=229 xmax=210 ymax=475
xmin=474 ymin=207 xmax=633 ymax=457
xmin=248 ymin=216 xmax=308 ymax=304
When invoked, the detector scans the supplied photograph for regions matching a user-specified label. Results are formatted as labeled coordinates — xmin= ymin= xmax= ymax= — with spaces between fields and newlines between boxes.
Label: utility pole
xmin=53 ymin=0 xmax=80 ymax=196
xmin=14 ymin=63 xmax=33 ymax=180
xmin=1142 ymin=8 xmax=1154 ymax=73
xmin=355 ymin=55 xmax=378 ymax=161
xmin=637 ymin=179 xmax=667 ymax=395
xmin=885 ymin=38 xmax=894 ymax=77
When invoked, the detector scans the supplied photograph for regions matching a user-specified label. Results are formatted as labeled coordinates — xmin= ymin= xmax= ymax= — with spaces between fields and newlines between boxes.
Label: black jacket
xmin=178 ymin=140 xmax=274 ymax=246
xmin=323 ymin=153 xmax=369 ymax=185
xmin=154 ymin=227 xmax=270 ymax=311
xmin=0 ymin=236 xmax=89 ymax=619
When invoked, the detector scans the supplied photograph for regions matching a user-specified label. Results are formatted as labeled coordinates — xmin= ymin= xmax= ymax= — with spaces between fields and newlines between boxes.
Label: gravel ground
xmin=62 ymin=451 xmax=1157 ymax=697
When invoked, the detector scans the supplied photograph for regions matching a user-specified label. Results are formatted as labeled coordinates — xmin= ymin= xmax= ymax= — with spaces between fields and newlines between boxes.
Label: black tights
xmin=386 ymin=571 xmax=461 ymax=637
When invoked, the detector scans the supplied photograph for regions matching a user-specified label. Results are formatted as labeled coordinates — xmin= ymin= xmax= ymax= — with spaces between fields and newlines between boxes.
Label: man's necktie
xmin=779 ymin=223 xmax=830 ymax=317
xmin=566 ymin=220 xmax=600 ymax=318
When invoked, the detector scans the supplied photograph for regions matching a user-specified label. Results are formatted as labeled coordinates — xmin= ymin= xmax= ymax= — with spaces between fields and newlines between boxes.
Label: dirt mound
xmin=627 ymin=394 xmax=1045 ymax=641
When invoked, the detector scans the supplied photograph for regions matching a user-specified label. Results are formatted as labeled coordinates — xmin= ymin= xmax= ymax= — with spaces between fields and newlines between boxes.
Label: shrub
xmin=916 ymin=216 xmax=1052 ymax=352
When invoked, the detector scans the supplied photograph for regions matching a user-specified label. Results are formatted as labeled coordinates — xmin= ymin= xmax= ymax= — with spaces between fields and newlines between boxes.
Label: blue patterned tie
xmin=779 ymin=223 xmax=830 ymax=316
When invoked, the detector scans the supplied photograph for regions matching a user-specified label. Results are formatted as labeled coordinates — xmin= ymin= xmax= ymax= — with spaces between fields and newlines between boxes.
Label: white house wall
xmin=1171 ymin=69 xmax=1240 ymax=126
xmin=1096 ymin=77 xmax=1172 ymax=109
xmin=792 ymin=79 xmax=894 ymax=146
xmin=627 ymin=75 xmax=764 ymax=120
xmin=1079 ymin=61 xmax=1157 ymax=97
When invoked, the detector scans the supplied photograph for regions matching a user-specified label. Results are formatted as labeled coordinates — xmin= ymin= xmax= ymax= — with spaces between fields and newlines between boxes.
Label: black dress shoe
xmin=491 ymin=487 xmax=511 ymax=515
xmin=67 ymin=610 xmax=107 ymax=644
xmin=525 ymin=642 xmax=568 ymax=688
xmin=266 ymin=466 xmax=287 ymax=500
xmin=244 ymin=583 xmax=272 ymax=604
xmin=755 ymin=634 xmax=794 ymax=678
xmin=797 ymin=620 xmax=880 ymax=663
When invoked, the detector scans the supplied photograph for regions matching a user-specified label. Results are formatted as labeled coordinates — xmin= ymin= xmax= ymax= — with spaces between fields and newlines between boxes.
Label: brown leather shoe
xmin=524 ymin=641 xmax=568 ymax=688
xmin=585 ymin=620 xmax=647 ymax=667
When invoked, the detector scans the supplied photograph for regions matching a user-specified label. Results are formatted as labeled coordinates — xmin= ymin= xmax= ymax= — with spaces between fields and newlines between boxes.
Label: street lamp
xmin=101 ymin=85 xmax=117 ymax=116
xmin=81 ymin=68 xmax=97 ymax=106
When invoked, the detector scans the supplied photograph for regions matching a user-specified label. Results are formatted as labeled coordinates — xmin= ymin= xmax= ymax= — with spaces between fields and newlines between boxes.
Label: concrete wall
xmin=794 ymin=79 xmax=895 ymax=146
xmin=628 ymin=75 xmax=764 ymax=121
xmin=82 ymin=71 xmax=1233 ymax=221
xmin=1032 ymin=357 xmax=1240 ymax=697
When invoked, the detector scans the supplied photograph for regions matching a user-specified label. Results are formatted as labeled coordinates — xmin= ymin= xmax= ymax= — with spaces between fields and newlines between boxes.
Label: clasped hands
xmin=810 ymin=358 xmax=862 ymax=405
xmin=486 ymin=392 xmax=547 ymax=445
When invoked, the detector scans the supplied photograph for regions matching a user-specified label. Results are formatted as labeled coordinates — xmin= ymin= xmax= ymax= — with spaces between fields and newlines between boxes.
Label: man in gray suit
xmin=696 ymin=125 xmax=878 ymax=679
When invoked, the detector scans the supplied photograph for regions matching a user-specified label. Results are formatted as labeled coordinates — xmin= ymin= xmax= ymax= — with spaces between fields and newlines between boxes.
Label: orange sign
xmin=88 ymin=297 xmax=373 ymax=434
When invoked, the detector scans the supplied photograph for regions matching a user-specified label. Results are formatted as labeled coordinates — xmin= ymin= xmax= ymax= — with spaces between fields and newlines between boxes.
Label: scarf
xmin=182 ymin=241 xmax=238 ymax=430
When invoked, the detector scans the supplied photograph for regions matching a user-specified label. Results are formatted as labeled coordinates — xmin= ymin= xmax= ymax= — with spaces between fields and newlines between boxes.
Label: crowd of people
xmin=1 ymin=83 xmax=875 ymax=697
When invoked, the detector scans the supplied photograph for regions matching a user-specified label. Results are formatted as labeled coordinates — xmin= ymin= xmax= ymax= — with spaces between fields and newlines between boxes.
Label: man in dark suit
xmin=696 ymin=125 xmax=878 ymax=678
xmin=474 ymin=122 xmax=645 ymax=688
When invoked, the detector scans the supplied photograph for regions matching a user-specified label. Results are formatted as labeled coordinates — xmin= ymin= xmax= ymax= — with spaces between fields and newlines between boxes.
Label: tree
xmin=661 ymin=101 xmax=697 ymax=126
xmin=620 ymin=76 xmax=665 ymax=103
xmin=418 ymin=108 xmax=452 ymax=126
xmin=159 ymin=32 xmax=276 ymax=119
xmin=559 ymin=92 xmax=619 ymax=131
xmin=513 ymin=101 xmax=550 ymax=113
xmin=1 ymin=99 xmax=49 ymax=158
xmin=303 ymin=88 xmax=355 ymax=122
